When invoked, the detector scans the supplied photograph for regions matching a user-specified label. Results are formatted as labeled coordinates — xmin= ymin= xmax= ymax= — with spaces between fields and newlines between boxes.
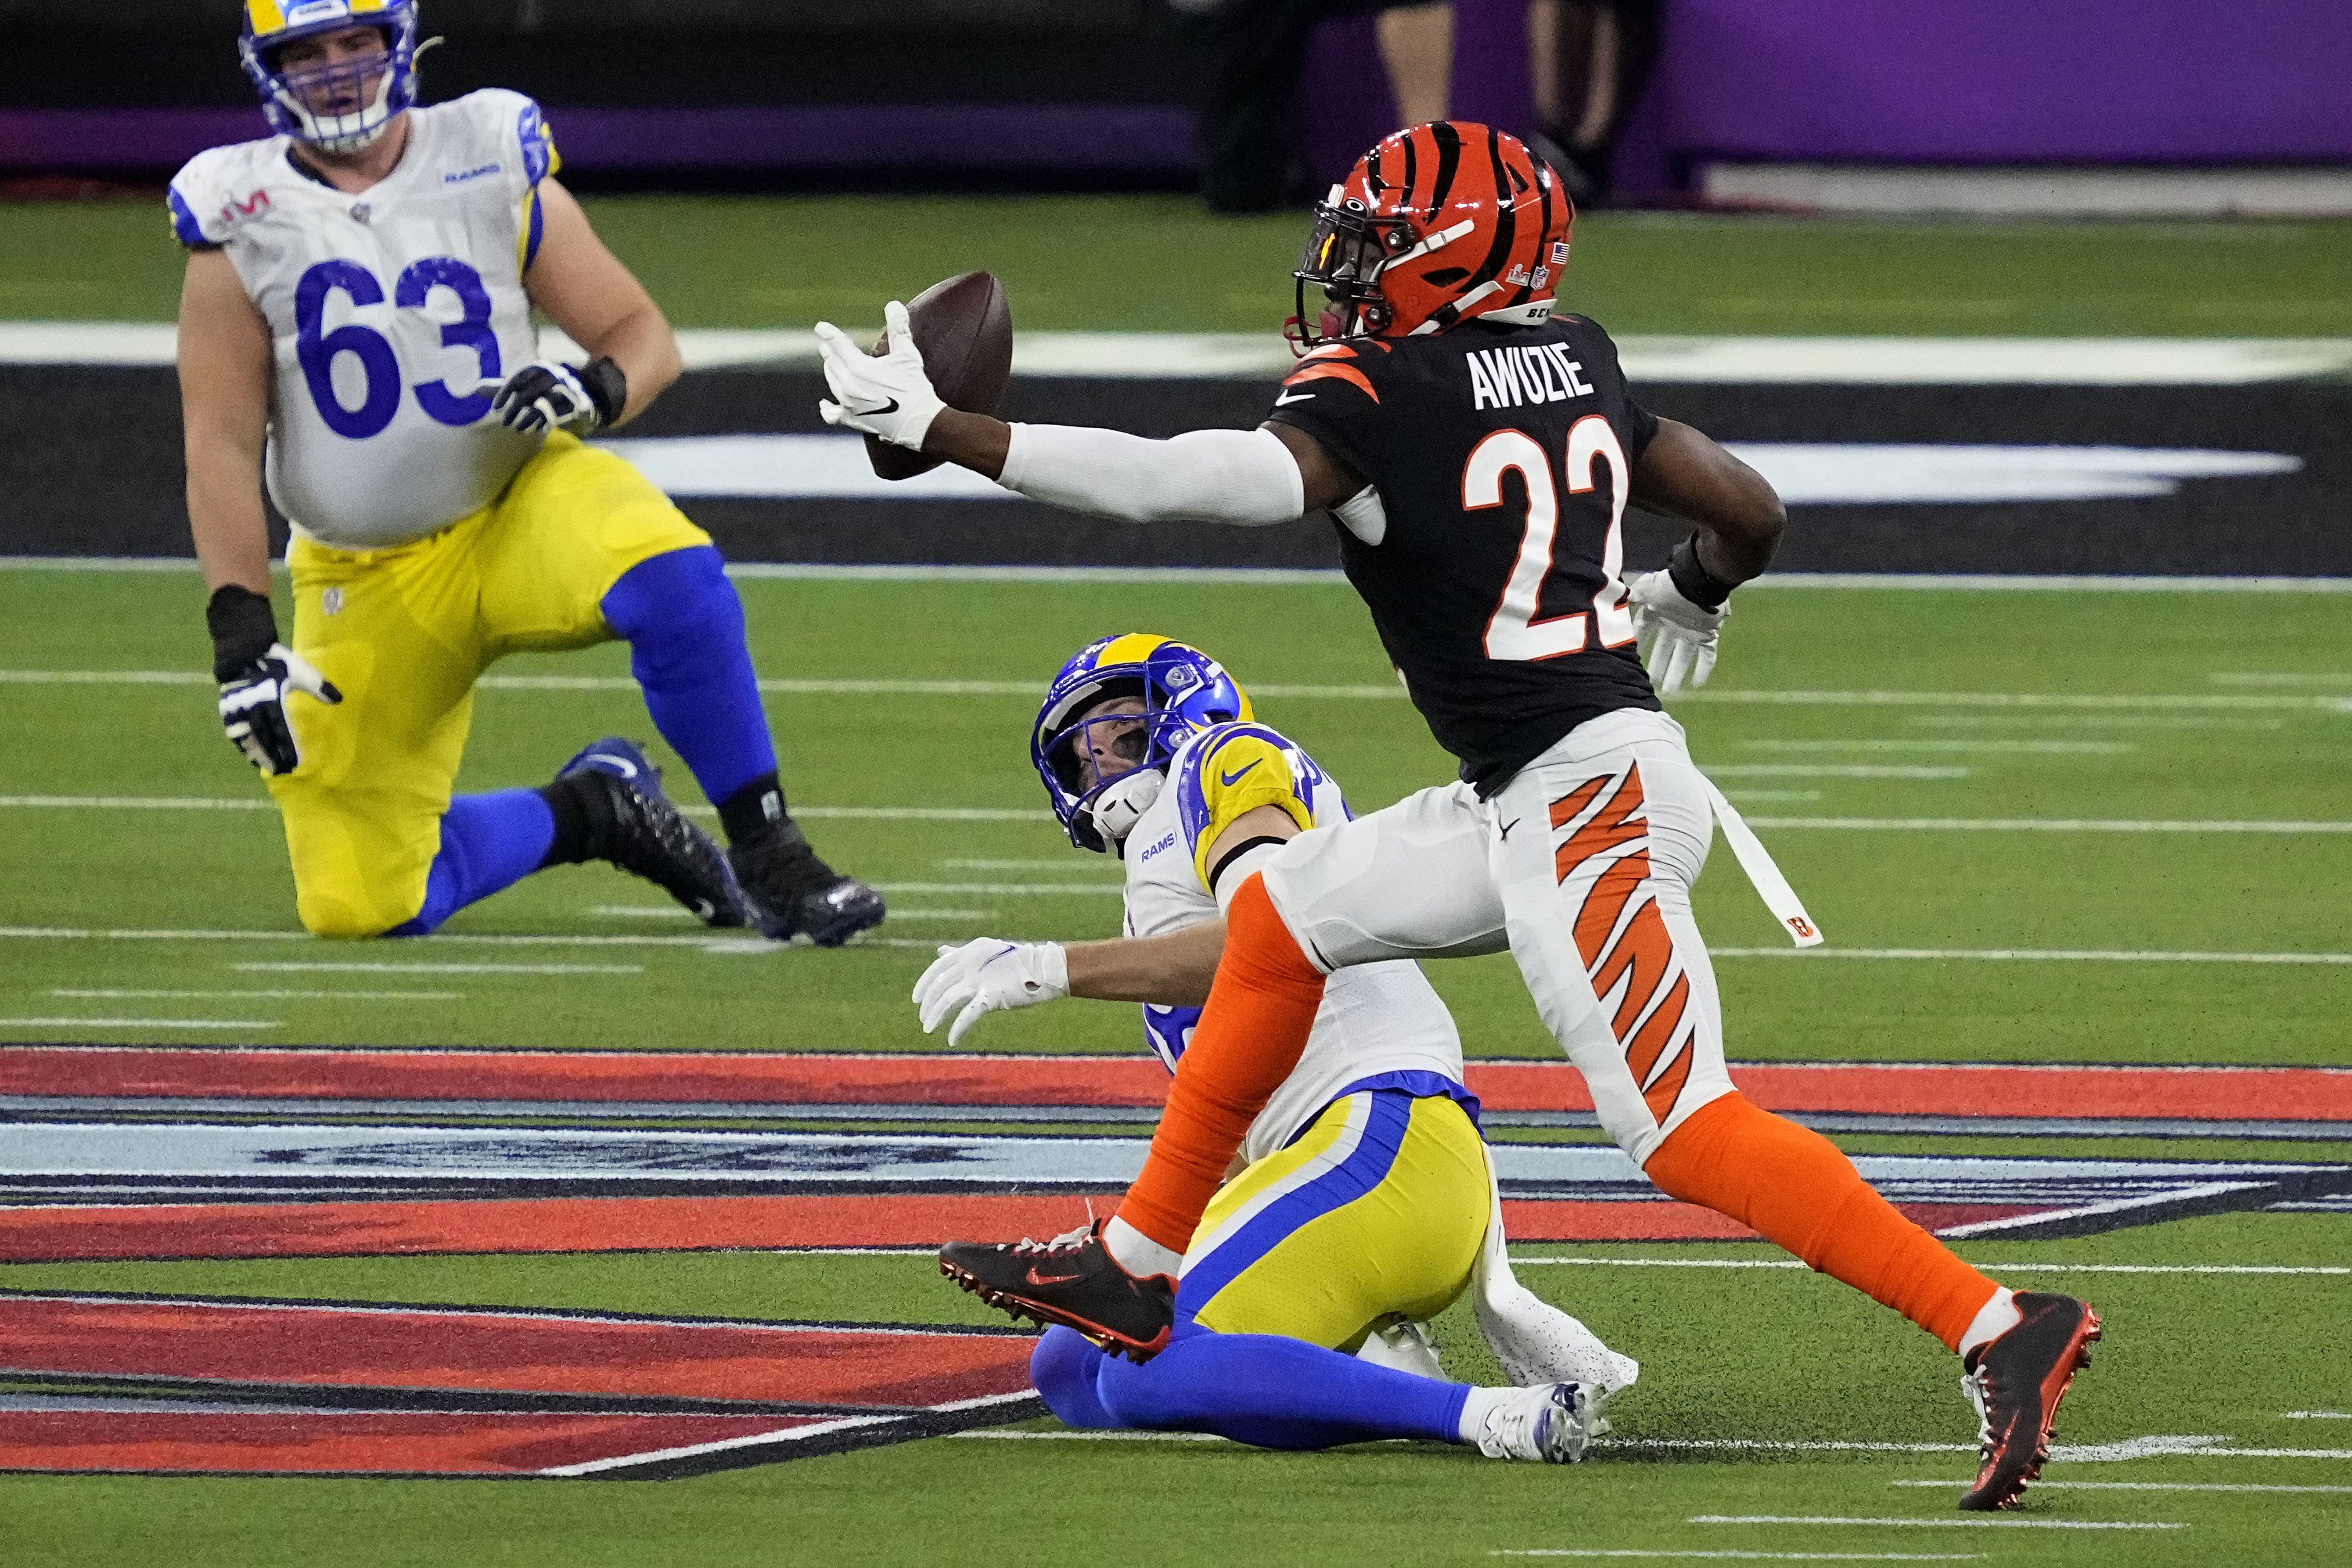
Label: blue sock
xmin=599 ymin=547 xmax=778 ymax=809
xmin=1030 ymin=1326 xmax=1125 ymax=1430
xmin=388 ymin=789 xmax=556 ymax=936
xmin=1088 ymin=1322 xmax=1469 ymax=1451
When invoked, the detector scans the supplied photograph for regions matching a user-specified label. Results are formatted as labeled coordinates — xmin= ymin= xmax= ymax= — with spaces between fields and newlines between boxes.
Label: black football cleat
xmin=728 ymin=819 xmax=885 ymax=945
xmin=1958 ymin=1293 xmax=2102 ymax=1511
xmin=940 ymin=1220 xmax=1176 ymax=1361
xmin=558 ymin=738 xmax=746 ymax=926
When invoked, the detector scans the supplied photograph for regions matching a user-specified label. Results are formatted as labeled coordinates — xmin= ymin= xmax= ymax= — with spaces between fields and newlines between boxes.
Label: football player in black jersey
xmin=818 ymin=121 xmax=2098 ymax=1511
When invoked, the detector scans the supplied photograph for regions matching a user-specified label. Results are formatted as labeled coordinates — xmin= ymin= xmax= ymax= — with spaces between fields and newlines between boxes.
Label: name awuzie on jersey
xmin=1468 ymin=344 xmax=1596 ymax=412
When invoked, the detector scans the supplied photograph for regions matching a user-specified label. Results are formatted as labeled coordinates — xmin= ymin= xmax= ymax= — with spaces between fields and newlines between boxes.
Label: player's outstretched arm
xmin=516 ymin=178 xmax=680 ymax=429
xmin=815 ymin=306 xmax=1324 ymax=527
xmin=1622 ymin=418 xmax=1789 ymax=694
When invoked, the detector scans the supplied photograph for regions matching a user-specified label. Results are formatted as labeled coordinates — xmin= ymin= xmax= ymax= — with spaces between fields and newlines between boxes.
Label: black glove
xmin=486 ymin=356 xmax=627 ymax=435
xmin=208 ymin=585 xmax=341 ymax=776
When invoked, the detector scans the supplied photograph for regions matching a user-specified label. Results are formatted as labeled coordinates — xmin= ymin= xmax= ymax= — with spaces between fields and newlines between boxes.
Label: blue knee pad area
xmin=389 ymin=789 xmax=555 ymax=937
xmin=1032 ymin=1322 xmax=1468 ymax=1452
xmin=599 ymin=546 xmax=776 ymax=806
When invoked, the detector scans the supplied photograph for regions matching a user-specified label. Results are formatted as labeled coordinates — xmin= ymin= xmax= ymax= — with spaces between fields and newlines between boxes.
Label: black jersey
xmin=1266 ymin=314 xmax=1663 ymax=794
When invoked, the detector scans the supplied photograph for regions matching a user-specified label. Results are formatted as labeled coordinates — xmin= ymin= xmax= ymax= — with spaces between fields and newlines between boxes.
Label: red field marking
xmin=0 ymin=1294 xmax=1035 ymax=1409
xmin=0 ymin=1408 xmax=824 ymax=1476
xmin=4 ymin=1045 xmax=2345 ymax=1121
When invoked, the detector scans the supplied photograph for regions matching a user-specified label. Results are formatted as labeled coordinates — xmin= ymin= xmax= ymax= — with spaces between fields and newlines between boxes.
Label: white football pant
xmin=1260 ymin=709 xmax=1735 ymax=1168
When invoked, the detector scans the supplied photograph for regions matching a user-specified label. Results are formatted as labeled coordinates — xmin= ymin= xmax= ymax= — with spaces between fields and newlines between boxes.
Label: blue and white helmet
xmin=1032 ymin=634 xmax=1253 ymax=853
xmin=239 ymin=0 xmax=424 ymax=154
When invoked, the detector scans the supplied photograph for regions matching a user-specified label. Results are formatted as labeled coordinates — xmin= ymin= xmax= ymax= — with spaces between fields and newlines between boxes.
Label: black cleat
xmin=557 ymin=738 xmax=746 ymax=926
xmin=939 ymin=1220 xmax=1176 ymax=1361
xmin=728 ymin=819 xmax=884 ymax=945
xmin=1959 ymin=1293 xmax=2102 ymax=1511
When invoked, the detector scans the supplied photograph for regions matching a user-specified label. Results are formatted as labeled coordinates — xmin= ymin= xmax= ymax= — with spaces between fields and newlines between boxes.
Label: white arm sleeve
xmin=997 ymin=423 xmax=1306 ymax=527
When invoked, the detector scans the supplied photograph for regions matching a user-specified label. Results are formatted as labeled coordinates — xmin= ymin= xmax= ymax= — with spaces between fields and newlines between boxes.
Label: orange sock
xmin=1114 ymin=874 xmax=1326 ymax=1254
xmin=1645 ymin=1092 xmax=1999 ymax=1351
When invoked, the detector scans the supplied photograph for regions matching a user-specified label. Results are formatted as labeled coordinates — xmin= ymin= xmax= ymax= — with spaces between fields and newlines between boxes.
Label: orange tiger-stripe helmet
xmin=1291 ymin=121 xmax=1575 ymax=353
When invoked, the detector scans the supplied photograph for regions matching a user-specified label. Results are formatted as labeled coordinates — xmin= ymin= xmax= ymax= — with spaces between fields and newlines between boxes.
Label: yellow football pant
xmin=1178 ymin=1089 xmax=1490 ymax=1351
xmin=268 ymin=432 xmax=710 ymax=937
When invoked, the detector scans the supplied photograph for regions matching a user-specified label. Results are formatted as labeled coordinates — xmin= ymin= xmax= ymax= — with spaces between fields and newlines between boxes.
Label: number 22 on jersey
xmin=1465 ymin=415 xmax=1634 ymax=661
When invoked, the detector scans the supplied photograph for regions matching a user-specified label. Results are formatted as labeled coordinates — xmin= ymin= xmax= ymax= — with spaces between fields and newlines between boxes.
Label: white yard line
xmin=1891 ymin=1480 xmax=2352 ymax=1494
xmin=232 ymin=961 xmax=642 ymax=976
xmin=1743 ymin=739 xmax=2132 ymax=755
xmin=9 ymin=667 xmax=2352 ymax=714
xmin=0 ymin=1017 xmax=277 ymax=1030
xmin=1707 ymin=947 xmax=2352 ymax=964
xmin=1738 ymin=818 xmax=2352 ymax=832
xmin=1512 ymin=1258 xmax=2350 ymax=1276
xmin=1702 ymin=765 xmax=1969 ymax=779
xmin=875 ymin=882 xmax=1123 ymax=897
xmin=1495 ymin=1555 xmax=1983 ymax=1562
xmin=8 ymin=794 xmax=2347 ymax=835
xmin=6 ymin=556 xmax=2352 ymax=592
xmin=2283 ymin=1412 xmax=2352 ymax=1419
xmin=1691 ymin=1516 xmax=2181 ymax=1531
xmin=51 ymin=987 xmax=460 ymax=1001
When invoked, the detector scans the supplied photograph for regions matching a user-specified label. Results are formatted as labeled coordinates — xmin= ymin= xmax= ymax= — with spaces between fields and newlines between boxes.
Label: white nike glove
xmin=1624 ymin=569 xmax=1727 ymax=696
xmin=914 ymin=938 xmax=1070 ymax=1047
xmin=484 ymin=357 xmax=624 ymax=436
xmin=815 ymin=300 xmax=947 ymax=451
xmin=218 ymin=642 xmax=343 ymax=776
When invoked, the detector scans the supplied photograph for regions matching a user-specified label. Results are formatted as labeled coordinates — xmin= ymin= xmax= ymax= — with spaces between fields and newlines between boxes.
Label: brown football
xmin=864 ymin=270 xmax=1015 ymax=480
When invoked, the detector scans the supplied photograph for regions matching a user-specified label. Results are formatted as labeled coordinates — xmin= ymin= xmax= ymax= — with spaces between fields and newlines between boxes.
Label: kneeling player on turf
xmin=175 ymin=2 xmax=881 ymax=944
xmin=923 ymin=635 xmax=1635 ymax=1460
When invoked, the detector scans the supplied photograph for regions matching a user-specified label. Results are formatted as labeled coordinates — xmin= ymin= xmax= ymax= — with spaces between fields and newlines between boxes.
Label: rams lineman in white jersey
xmin=172 ymin=1 xmax=883 ymax=943
xmin=920 ymin=635 xmax=1636 ymax=1461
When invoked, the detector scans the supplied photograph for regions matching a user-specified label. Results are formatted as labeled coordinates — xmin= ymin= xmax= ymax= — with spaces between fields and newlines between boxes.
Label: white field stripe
xmin=14 ymin=668 xmax=2352 ymax=714
xmin=1707 ymin=947 xmax=2352 ymax=965
xmin=1511 ymin=1258 xmax=2351 ymax=1276
xmin=2285 ymin=1412 xmax=2352 ymax=1419
xmin=875 ymin=882 xmax=1123 ymax=897
xmin=1891 ymin=1480 xmax=2352 ymax=1494
xmin=52 ymin=988 xmax=461 ymax=1001
xmin=1690 ymin=1517 xmax=2182 ymax=1532
xmin=7 ymin=557 xmax=2352 ymax=593
xmin=1702 ymin=764 xmax=1968 ymax=779
xmin=1743 ymin=739 xmax=2133 ymax=755
xmin=537 ymin=1414 xmax=901 ymax=1477
xmin=1739 ymin=817 xmax=2352 ymax=833
xmin=9 ymin=796 xmax=2347 ymax=836
xmin=1495 ymin=1555 xmax=1984 ymax=1563
xmin=232 ymin=961 xmax=642 ymax=975
xmin=0 ymin=1017 xmax=278 ymax=1030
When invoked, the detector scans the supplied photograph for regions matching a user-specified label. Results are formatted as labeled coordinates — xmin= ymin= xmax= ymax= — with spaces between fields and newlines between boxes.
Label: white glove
xmin=218 ymin=642 xmax=342 ymax=776
xmin=815 ymin=300 xmax=947 ymax=451
xmin=914 ymin=938 xmax=1070 ymax=1046
xmin=1624 ymin=569 xmax=1728 ymax=696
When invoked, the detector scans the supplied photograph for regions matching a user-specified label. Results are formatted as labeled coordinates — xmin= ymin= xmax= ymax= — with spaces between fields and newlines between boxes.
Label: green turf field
xmin=3 ymin=565 xmax=2349 ymax=1563
xmin=6 ymin=193 xmax=2350 ymax=336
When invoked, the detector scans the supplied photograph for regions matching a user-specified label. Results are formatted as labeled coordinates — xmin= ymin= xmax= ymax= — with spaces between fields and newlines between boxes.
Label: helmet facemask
xmin=239 ymin=4 xmax=425 ymax=155
xmin=1290 ymin=190 xmax=1417 ymax=353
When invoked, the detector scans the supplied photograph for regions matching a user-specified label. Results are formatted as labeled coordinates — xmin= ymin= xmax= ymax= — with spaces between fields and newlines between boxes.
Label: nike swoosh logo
xmin=1272 ymin=390 xmax=1315 ymax=405
xmin=1219 ymin=760 xmax=1261 ymax=787
xmin=591 ymin=755 xmax=639 ymax=779
xmin=854 ymin=397 xmax=901 ymax=417
xmin=1024 ymin=1268 xmax=1084 ymax=1288
xmin=1497 ymin=817 xmax=1521 ymax=840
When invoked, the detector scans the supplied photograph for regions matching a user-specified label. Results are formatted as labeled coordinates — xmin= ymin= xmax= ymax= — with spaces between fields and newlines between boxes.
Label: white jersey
xmin=1120 ymin=720 xmax=1467 ymax=1161
xmin=170 ymin=91 xmax=559 ymax=549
